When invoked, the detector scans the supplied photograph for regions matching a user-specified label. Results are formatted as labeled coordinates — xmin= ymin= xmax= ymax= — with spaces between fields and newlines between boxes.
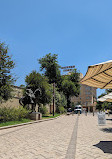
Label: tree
xmin=61 ymin=69 xmax=80 ymax=108
xmin=25 ymin=71 xmax=52 ymax=105
xmin=38 ymin=53 xmax=61 ymax=84
xmin=38 ymin=53 xmax=62 ymax=115
xmin=55 ymin=90 xmax=67 ymax=113
xmin=105 ymin=89 xmax=112 ymax=94
xmin=98 ymin=93 xmax=106 ymax=98
xmin=0 ymin=42 xmax=15 ymax=101
xmin=38 ymin=53 xmax=80 ymax=110
xmin=61 ymin=79 xmax=77 ymax=107
xmin=96 ymin=101 xmax=102 ymax=110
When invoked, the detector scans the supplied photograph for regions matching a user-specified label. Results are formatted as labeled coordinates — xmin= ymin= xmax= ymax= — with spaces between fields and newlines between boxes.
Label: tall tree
xmin=61 ymin=69 xmax=80 ymax=107
xmin=38 ymin=53 xmax=61 ymax=84
xmin=38 ymin=53 xmax=62 ymax=115
xmin=0 ymin=42 xmax=15 ymax=101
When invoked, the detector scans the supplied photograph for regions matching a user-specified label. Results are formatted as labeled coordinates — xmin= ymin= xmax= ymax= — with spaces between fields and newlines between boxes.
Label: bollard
xmin=85 ymin=110 xmax=87 ymax=116
xmin=93 ymin=111 xmax=94 ymax=116
xmin=78 ymin=111 xmax=80 ymax=116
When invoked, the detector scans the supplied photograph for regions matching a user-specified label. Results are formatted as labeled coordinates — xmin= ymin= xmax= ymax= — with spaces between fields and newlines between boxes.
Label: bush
xmin=56 ymin=106 xmax=66 ymax=114
xmin=55 ymin=90 xmax=67 ymax=113
xmin=0 ymin=107 xmax=30 ymax=122
xmin=40 ymin=106 xmax=48 ymax=115
xmin=59 ymin=106 xmax=65 ymax=114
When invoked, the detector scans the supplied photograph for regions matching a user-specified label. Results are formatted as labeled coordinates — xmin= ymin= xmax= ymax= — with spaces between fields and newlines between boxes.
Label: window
xmin=85 ymin=86 xmax=91 ymax=91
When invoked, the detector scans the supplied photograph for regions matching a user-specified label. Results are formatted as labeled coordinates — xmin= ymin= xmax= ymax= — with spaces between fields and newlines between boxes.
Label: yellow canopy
xmin=80 ymin=60 xmax=112 ymax=89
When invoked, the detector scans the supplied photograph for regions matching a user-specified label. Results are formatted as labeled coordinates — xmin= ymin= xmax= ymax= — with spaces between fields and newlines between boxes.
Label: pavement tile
xmin=0 ymin=115 xmax=77 ymax=159
xmin=75 ymin=113 xmax=112 ymax=159
xmin=0 ymin=113 xmax=112 ymax=159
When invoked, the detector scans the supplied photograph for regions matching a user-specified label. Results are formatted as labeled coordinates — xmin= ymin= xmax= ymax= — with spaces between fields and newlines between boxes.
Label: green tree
xmin=105 ymin=89 xmax=112 ymax=94
xmin=0 ymin=42 xmax=15 ymax=101
xmin=61 ymin=79 xmax=76 ymax=107
xmin=61 ymin=69 xmax=80 ymax=108
xmin=96 ymin=101 xmax=102 ymax=110
xmin=55 ymin=90 xmax=67 ymax=113
xmin=98 ymin=93 xmax=106 ymax=98
xmin=25 ymin=70 xmax=52 ymax=105
xmin=38 ymin=53 xmax=62 ymax=115
xmin=38 ymin=53 xmax=61 ymax=84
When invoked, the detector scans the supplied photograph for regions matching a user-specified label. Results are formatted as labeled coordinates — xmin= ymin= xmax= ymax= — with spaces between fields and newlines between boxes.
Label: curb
xmin=0 ymin=115 xmax=63 ymax=130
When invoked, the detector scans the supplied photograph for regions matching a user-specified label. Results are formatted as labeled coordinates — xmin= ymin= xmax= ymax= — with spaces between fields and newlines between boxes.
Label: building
xmin=71 ymin=73 xmax=97 ymax=112
xmin=0 ymin=85 xmax=23 ymax=108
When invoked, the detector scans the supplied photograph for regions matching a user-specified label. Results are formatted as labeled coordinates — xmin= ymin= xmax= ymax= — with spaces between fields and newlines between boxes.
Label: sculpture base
xmin=30 ymin=112 xmax=42 ymax=120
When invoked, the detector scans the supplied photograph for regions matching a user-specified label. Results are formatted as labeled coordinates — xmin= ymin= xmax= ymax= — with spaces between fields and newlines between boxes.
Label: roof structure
xmin=80 ymin=60 xmax=112 ymax=89
xmin=97 ymin=92 xmax=112 ymax=102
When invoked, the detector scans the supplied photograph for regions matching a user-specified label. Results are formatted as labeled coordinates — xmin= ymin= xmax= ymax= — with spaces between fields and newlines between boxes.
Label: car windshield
xmin=75 ymin=106 xmax=81 ymax=109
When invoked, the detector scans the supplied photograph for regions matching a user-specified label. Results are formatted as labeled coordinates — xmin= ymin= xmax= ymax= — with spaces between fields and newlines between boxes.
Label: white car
xmin=74 ymin=105 xmax=82 ymax=114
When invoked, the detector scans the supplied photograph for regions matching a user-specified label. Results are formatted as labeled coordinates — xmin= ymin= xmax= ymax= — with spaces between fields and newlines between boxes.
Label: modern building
xmin=71 ymin=73 xmax=97 ymax=112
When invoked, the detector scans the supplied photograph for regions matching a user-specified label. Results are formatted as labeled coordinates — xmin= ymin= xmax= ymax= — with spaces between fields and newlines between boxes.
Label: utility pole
xmin=53 ymin=82 xmax=55 ymax=116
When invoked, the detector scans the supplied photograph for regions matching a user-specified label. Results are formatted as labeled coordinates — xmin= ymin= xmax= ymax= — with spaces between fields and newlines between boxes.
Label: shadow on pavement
xmin=106 ymin=119 xmax=112 ymax=121
xmin=101 ymin=128 xmax=112 ymax=133
xmin=93 ymin=141 xmax=112 ymax=154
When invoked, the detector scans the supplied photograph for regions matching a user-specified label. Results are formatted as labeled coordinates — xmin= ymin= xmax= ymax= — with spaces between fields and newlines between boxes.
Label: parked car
xmin=67 ymin=108 xmax=72 ymax=115
xmin=74 ymin=105 xmax=82 ymax=114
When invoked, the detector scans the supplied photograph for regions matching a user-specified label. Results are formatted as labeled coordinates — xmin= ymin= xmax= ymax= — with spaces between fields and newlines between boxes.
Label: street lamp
xmin=53 ymin=82 xmax=55 ymax=116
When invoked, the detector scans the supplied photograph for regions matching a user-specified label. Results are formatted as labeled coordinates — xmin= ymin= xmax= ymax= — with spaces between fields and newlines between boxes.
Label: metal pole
xmin=85 ymin=110 xmax=87 ymax=116
xmin=53 ymin=82 xmax=55 ymax=116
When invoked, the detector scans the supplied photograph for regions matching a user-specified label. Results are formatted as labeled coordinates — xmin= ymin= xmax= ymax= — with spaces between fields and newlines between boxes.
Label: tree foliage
xmin=38 ymin=53 xmax=80 ymax=108
xmin=0 ymin=42 xmax=15 ymax=101
xmin=38 ymin=53 xmax=61 ymax=84
xmin=96 ymin=100 xmax=112 ymax=111
xmin=25 ymin=70 xmax=52 ymax=105
xmin=105 ymin=89 xmax=112 ymax=94
xmin=98 ymin=93 xmax=106 ymax=98
xmin=61 ymin=69 xmax=80 ymax=107
xmin=55 ymin=90 xmax=67 ymax=113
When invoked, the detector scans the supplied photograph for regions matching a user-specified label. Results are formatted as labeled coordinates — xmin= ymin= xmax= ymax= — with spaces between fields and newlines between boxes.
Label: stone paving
xmin=0 ymin=115 xmax=77 ymax=159
xmin=0 ymin=114 xmax=112 ymax=159
xmin=75 ymin=113 xmax=112 ymax=159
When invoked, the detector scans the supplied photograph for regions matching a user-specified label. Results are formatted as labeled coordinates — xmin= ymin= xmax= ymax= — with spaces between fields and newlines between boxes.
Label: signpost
xmin=98 ymin=112 xmax=106 ymax=125
xmin=53 ymin=82 xmax=55 ymax=116
xmin=61 ymin=65 xmax=75 ymax=73
xmin=61 ymin=65 xmax=75 ymax=69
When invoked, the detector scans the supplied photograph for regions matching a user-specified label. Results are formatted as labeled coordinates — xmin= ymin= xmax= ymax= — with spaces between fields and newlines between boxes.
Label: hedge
xmin=0 ymin=107 xmax=30 ymax=122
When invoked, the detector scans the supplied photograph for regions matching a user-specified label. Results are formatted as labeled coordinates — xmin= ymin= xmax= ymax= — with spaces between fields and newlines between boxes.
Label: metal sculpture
xmin=19 ymin=88 xmax=41 ymax=112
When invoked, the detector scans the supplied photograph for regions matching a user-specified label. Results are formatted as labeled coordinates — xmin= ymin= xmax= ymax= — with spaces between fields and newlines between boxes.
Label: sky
xmin=0 ymin=0 xmax=112 ymax=96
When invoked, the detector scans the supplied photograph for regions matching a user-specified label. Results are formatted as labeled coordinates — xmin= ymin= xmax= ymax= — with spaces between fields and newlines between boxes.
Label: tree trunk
xmin=67 ymin=94 xmax=70 ymax=108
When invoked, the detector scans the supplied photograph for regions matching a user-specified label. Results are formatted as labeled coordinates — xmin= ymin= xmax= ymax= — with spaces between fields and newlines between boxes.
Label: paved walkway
xmin=0 ymin=114 xmax=112 ymax=159
xmin=76 ymin=113 xmax=112 ymax=159
xmin=0 ymin=115 xmax=77 ymax=159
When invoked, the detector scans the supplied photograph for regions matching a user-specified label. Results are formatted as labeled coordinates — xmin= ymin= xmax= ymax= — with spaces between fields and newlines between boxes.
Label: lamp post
xmin=53 ymin=82 xmax=55 ymax=116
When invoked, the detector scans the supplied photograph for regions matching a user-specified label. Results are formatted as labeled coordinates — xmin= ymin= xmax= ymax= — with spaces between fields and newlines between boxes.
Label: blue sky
xmin=0 ymin=0 xmax=112 ymax=96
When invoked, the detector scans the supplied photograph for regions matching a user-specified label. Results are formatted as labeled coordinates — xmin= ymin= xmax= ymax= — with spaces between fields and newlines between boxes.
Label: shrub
xmin=59 ymin=106 xmax=66 ymax=114
xmin=55 ymin=91 xmax=67 ymax=113
xmin=40 ymin=106 xmax=48 ymax=115
xmin=0 ymin=107 xmax=30 ymax=122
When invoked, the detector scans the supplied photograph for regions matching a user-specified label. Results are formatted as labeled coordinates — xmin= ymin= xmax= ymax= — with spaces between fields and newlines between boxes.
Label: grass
xmin=42 ymin=113 xmax=60 ymax=119
xmin=0 ymin=114 xmax=61 ymax=127
xmin=0 ymin=118 xmax=31 ymax=127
